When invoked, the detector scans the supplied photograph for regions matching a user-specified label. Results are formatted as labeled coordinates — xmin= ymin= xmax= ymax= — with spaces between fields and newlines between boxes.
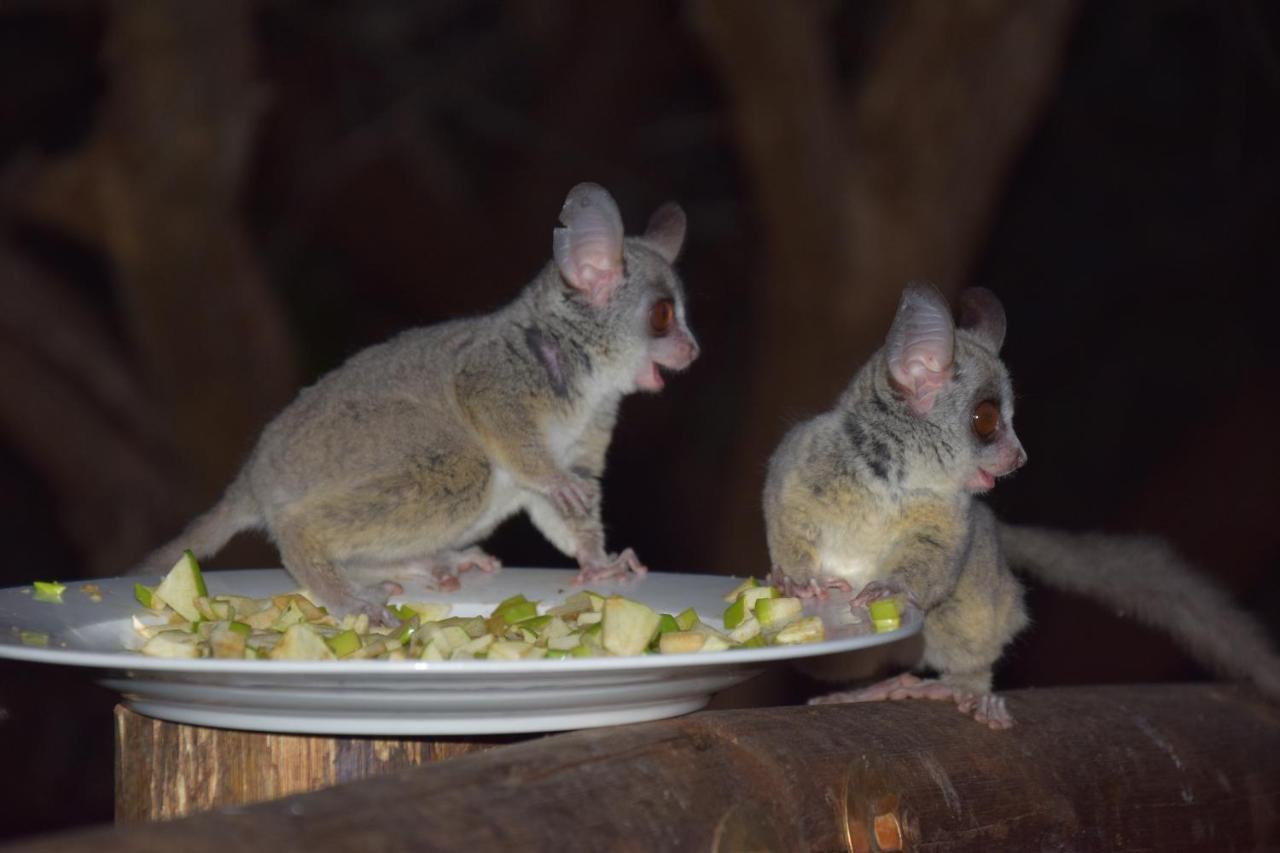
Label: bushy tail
xmin=998 ymin=522 xmax=1280 ymax=701
xmin=130 ymin=473 xmax=262 ymax=576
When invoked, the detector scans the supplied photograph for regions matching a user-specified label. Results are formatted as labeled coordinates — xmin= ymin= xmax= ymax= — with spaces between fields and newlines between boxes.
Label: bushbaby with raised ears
xmin=134 ymin=183 xmax=699 ymax=623
xmin=765 ymin=282 xmax=1279 ymax=728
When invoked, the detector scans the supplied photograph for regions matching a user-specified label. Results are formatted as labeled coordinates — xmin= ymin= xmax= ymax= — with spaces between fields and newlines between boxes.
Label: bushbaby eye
xmin=972 ymin=400 xmax=1001 ymax=442
xmin=649 ymin=298 xmax=675 ymax=336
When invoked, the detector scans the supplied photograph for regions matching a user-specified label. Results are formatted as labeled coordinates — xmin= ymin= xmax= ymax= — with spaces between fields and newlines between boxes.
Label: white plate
xmin=0 ymin=568 xmax=920 ymax=735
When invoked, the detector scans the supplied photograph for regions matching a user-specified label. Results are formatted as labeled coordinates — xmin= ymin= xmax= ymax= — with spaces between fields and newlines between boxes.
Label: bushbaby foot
xmin=810 ymin=672 xmax=931 ymax=703
xmin=428 ymin=547 xmax=502 ymax=592
xmin=572 ymin=548 xmax=647 ymax=585
xmin=346 ymin=550 xmax=502 ymax=593
xmin=329 ymin=589 xmax=398 ymax=627
xmin=958 ymin=692 xmax=1015 ymax=730
xmin=769 ymin=566 xmax=851 ymax=599
xmin=810 ymin=673 xmax=1015 ymax=729
xmin=850 ymin=579 xmax=919 ymax=610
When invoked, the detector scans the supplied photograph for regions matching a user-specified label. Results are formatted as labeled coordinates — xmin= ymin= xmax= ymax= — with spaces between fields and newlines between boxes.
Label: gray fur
xmin=134 ymin=183 xmax=699 ymax=621
xmin=769 ymin=281 xmax=1278 ymax=727
xmin=1000 ymin=524 xmax=1280 ymax=698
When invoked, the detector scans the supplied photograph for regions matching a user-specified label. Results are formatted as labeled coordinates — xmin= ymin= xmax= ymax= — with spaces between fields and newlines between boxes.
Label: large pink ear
xmin=886 ymin=282 xmax=955 ymax=416
xmin=958 ymin=287 xmax=1006 ymax=353
xmin=553 ymin=183 xmax=625 ymax=306
xmin=643 ymin=202 xmax=686 ymax=263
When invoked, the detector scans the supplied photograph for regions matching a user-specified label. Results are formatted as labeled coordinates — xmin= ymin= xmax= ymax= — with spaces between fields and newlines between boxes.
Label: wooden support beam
xmin=112 ymin=706 xmax=515 ymax=822
xmin=5 ymin=685 xmax=1276 ymax=851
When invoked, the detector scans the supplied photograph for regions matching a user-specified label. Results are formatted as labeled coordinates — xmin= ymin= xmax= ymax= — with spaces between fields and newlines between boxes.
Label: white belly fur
xmin=817 ymin=551 xmax=880 ymax=591
xmin=458 ymin=467 xmax=526 ymax=546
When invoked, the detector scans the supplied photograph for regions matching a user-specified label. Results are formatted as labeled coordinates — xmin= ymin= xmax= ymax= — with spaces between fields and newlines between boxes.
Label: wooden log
xmin=7 ymin=685 xmax=1278 ymax=851
xmin=112 ymin=706 xmax=515 ymax=822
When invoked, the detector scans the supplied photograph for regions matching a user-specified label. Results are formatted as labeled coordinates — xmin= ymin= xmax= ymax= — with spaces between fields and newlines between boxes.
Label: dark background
xmin=1 ymin=0 xmax=1277 ymax=841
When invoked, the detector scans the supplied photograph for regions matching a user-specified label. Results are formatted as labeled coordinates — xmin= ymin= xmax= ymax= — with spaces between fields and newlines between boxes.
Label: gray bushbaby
xmin=765 ymin=282 xmax=1280 ymax=727
xmin=135 ymin=183 xmax=699 ymax=622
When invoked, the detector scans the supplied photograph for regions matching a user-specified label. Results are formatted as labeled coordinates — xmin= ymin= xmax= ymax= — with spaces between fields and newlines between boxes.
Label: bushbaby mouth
xmin=636 ymin=360 xmax=665 ymax=392
xmin=966 ymin=468 xmax=996 ymax=492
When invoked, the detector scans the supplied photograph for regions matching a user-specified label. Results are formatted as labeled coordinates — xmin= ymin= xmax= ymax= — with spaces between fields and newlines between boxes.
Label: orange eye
xmin=649 ymin=298 xmax=675 ymax=336
xmin=972 ymin=400 xmax=1001 ymax=442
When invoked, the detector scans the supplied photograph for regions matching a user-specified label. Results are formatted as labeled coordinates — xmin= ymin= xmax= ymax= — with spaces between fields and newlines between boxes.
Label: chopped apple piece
xmin=547 ymin=591 xmax=595 ymax=618
xmin=602 ymin=596 xmax=661 ymax=656
xmin=272 ymin=594 xmax=328 ymax=622
xmin=547 ymin=634 xmax=581 ymax=651
xmin=271 ymin=602 xmax=309 ymax=632
xmin=397 ymin=601 xmax=451 ymax=622
xmin=535 ymin=616 xmax=571 ymax=641
xmin=435 ymin=615 xmax=486 ymax=638
xmin=727 ymin=616 xmax=761 ymax=644
xmin=209 ymin=623 xmax=247 ymax=659
xmin=325 ymin=628 xmax=362 ymax=658
xmin=739 ymin=586 xmax=777 ymax=611
xmin=244 ymin=605 xmax=283 ymax=631
xmin=141 ymin=631 xmax=202 ymax=658
xmin=216 ymin=595 xmax=269 ymax=618
xmin=658 ymin=631 xmax=706 ymax=654
xmin=773 ymin=616 xmax=825 ymax=645
xmin=339 ymin=612 xmax=371 ymax=635
xmin=723 ymin=597 xmax=748 ymax=629
xmin=19 ymin=630 xmax=50 ymax=647
xmin=349 ymin=638 xmax=389 ymax=659
xmin=32 ymin=581 xmax=66 ymax=603
xmin=451 ymin=633 xmax=494 ymax=659
xmin=134 ymin=583 xmax=157 ymax=610
xmin=269 ymin=624 xmax=337 ymax=660
xmin=868 ymin=599 xmax=901 ymax=633
xmin=154 ymin=551 xmax=208 ymax=622
xmin=489 ymin=640 xmax=537 ymax=660
xmin=755 ymin=597 xmax=802 ymax=629
xmin=699 ymin=635 xmax=732 ymax=653
xmin=722 ymin=576 xmax=760 ymax=602
xmin=194 ymin=596 xmax=219 ymax=622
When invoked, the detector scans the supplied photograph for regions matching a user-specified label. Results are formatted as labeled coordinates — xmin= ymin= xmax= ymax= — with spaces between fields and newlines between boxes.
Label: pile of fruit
xmin=125 ymin=553 xmax=866 ymax=661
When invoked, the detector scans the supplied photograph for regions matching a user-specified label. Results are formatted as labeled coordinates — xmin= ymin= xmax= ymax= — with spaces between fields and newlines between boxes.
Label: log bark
xmin=112 ymin=706 xmax=513 ymax=822
xmin=693 ymin=0 xmax=1080 ymax=575
xmin=6 ymin=685 xmax=1277 ymax=852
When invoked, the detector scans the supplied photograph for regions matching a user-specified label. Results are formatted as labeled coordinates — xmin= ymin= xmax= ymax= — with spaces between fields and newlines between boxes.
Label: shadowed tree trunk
xmin=4 ymin=0 xmax=297 ymax=573
xmin=693 ymin=0 xmax=1079 ymax=574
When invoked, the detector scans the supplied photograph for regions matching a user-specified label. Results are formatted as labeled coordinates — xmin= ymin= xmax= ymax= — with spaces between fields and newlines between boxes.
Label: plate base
xmin=124 ymin=695 xmax=711 ymax=735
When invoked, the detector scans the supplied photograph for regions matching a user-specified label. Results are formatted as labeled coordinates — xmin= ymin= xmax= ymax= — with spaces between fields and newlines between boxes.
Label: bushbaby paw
xmin=546 ymin=473 xmax=599 ymax=518
xmin=571 ymin=548 xmax=647 ymax=585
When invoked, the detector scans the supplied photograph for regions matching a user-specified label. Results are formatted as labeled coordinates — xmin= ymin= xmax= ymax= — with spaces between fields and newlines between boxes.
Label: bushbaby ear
xmin=554 ymin=183 xmax=625 ymax=307
xmin=642 ymin=202 xmax=686 ymax=263
xmin=958 ymin=287 xmax=1007 ymax=353
xmin=886 ymin=281 xmax=955 ymax=416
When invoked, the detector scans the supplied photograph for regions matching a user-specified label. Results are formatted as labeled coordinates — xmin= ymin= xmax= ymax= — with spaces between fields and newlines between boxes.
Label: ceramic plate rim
xmin=0 ymin=567 xmax=921 ymax=675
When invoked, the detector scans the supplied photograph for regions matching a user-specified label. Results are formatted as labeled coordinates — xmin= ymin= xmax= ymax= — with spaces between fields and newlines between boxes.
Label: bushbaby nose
xmin=1013 ymin=443 xmax=1027 ymax=469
